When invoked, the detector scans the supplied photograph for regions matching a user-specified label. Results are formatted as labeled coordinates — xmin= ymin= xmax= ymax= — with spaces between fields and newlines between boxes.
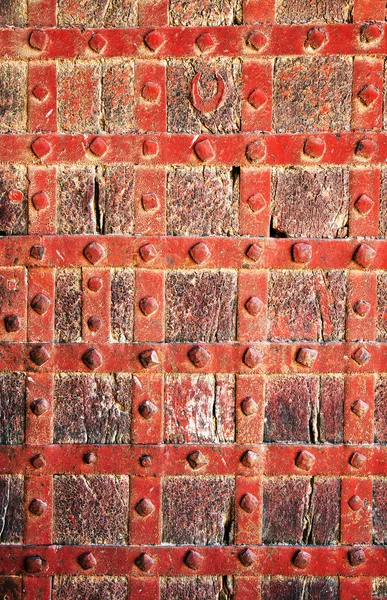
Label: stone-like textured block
xmin=273 ymin=57 xmax=351 ymax=133
xmin=169 ymin=0 xmax=242 ymax=25
xmin=102 ymin=60 xmax=135 ymax=133
xmin=164 ymin=374 xmax=234 ymax=443
xmin=165 ymin=270 xmax=237 ymax=342
xmin=264 ymin=375 xmax=344 ymax=443
xmin=0 ymin=165 xmax=27 ymax=235
xmin=276 ymin=0 xmax=353 ymax=22
xmin=375 ymin=377 xmax=387 ymax=443
xmin=57 ymin=167 xmax=95 ymax=234
xmin=97 ymin=165 xmax=134 ymax=234
xmin=166 ymin=167 xmax=238 ymax=236
xmin=54 ymin=374 xmax=131 ymax=444
xmin=162 ymin=476 xmax=234 ymax=545
xmin=261 ymin=577 xmax=339 ymax=599
xmin=167 ymin=59 xmax=241 ymax=133
xmin=53 ymin=577 xmax=128 ymax=600
xmin=373 ymin=579 xmax=387 ymax=598
xmin=0 ymin=1 xmax=27 ymax=25
xmin=58 ymin=61 xmax=100 ymax=132
xmin=55 ymin=269 xmax=82 ymax=342
xmin=373 ymin=479 xmax=387 ymax=544
xmin=0 ymin=476 xmax=23 ymax=544
xmin=0 ymin=374 xmax=25 ymax=444
xmin=53 ymin=475 xmax=129 ymax=545
xmin=0 ymin=577 xmax=22 ymax=600
xmin=111 ymin=269 xmax=135 ymax=342
xmin=262 ymin=477 xmax=340 ymax=544
xmin=272 ymin=167 xmax=349 ymax=238
xmin=268 ymin=271 xmax=346 ymax=342
xmin=57 ymin=0 xmax=137 ymax=26
xmin=0 ymin=62 xmax=27 ymax=132
xmin=161 ymin=577 xmax=233 ymax=600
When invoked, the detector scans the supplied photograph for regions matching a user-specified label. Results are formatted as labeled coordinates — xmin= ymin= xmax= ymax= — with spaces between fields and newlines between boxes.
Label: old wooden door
xmin=0 ymin=0 xmax=386 ymax=598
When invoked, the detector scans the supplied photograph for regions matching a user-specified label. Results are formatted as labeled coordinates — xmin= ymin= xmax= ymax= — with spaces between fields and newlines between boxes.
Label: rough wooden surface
xmin=57 ymin=167 xmax=95 ymax=234
xmin=57 ymin=0 xmax=138 ymax=26
xmin=0 ymin=165 xmax=27 ymax=235
xmin=54 ymin=374 xmax=132 ymax=443
xmin=162 ymin=476 xmax=234 ymax=545
xmin=55 ymin=268 xmax=82 ymax=342
xmin=53 ymin=576 xmax=128 ymax=600
xmin=262 ymin=477 xmax=340 ymax=544
xmin=161 ymin=577 xmax=233 ymax=600
xmin=276 ymin=0 xmax=353 ymax=22
xmin=0 ymin=476 xmax=23 ymax=544
xmin=273 ymin=57 xmax=352 ymax=133
xmin=111 ymin=268 xmax=135 ymax=342
xmin=165 ymin=270 xmax=237 ymax=342
xmin=167 ymin=59 xmax=241 ymax=134
xmin=261 ymin=576 xmax=339 ymax=599
xmin=164 ymin=374 xmax=235 ymax=443
xmin=272 ymin=167 xmax=349 ymax=238
xmin=268 ymin=271 xmax=347 ymax=342
xmin=0 ymin=374 xmax=25 ymax=444
xmin=53 ymin=475 xmax=129 ymax=545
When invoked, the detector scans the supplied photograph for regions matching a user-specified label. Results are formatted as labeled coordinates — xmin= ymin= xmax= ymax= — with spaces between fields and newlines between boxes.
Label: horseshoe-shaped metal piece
xmin=190 ymin=71 xmax=227 ymax=114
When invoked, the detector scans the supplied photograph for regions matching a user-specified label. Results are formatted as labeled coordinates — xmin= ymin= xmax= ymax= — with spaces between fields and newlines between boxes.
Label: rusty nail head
xmin=241 ymin=450 xmax=259 ymax=468
xmin=82 ymin=348 xmax=103 ymax=370
xmin=139 ymin=296 xmax=159 ymax=316
xmin=240 ymin=493 xmax=258 ymax=514
xmin=245 ymin=296 xmax=264 ymax=316
xmin=348 ymin=548 xmax=366 ymax=567
xmin=25 ymin=555 xmax=45 ymax=573
xmin=141 ymin=192 xmax=159 ymax=211
xmin=243 ymin=347 xmax=262 ymax=368
xmin=30 ymin=245 xmax=46 ymax=260
xmin=238 ymin=548 xmax=256 ymax=566
xmin=352 ymin=346 xmax=371 ymax=366
xmin=140 ymin=454 xmax=152 ymax=468
xmin=187 ymin=450 xmax=208 ymax=470
xmin=240 ymin=396 xmax=258 ymax=416
xmin=189 ymin=242 xmax=211 ymax=264
xmin=296 ymin=450 xmax=315 ymax=471
xmin=135 ymin=552 xmax=154 ymax=572
xmin=351 ymin=399 xmax=370 ymax=418
xmin=292 ymin=242 xmax=313 ymax=263
xmin=88 ymin=277 xmax=103 ymax=292
xmin=87 ymin=316 xmax=102 ymax=332
xmin=139 ymin=349 xmax=159 ymax=368
xmin=348 ymin=495 xmax=363 ymax=512
xmin=296 ymin=347 xmax=318 ymax=368
xmin=29 ymin=498 xmax=47 ymax=516
xmin=138 ymin=399 xmax=157 ymax=420
xmin=353 ymin=300 xmax=371 ymax=317
xmin=31 ymin=454 xmax=46 ymax=469
xmin=78 ymin=551 xmax=97 ymax=570
xmin=188 ymin=345 xmax=211 ymax=368
xmin=293 ymin=550 xmax=311 ymax=569
xmin=4 ymin=314 xmax=20 ymax=332
xmin=83 ymin=241 xmax=106 ymax=265
xmin=354 ymin=194 xmax=374 ymax=215
xmin=246 ymin=243 xmax=263 ymax=262
xmin=139 ymin=243 xmax=158 ymax=262
xmin=83 ymin=452 xmax=97 ymax=465
xmin=350 ymin=452 xmax=367 ymax=469
xmin=30 ymin=293 xmax=51 ymax=315
xmin=185 ymin=550 xmax=204 ymax=570
xmin=30 ymin=397 xmax=49 ymax=416
xmin=30 ymin=345 xmax=51 ymax=366
xmin=135 ymin=498 xmax=155 ymax=517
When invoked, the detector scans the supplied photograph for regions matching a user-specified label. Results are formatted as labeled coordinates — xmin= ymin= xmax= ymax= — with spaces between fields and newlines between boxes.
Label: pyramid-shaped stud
xmin=348 ymin=548 xmax=366 ymax=567
xmin=351 ymin=399 xmax=369 ymax=418
xmin=241 ymin=450 xmax=259 ymax=468
xmin=32 ymin=191 xmax=50 ymax=211
xmin=141 ymin=82 xmax=161 ymax=102
xmin=296 ymin=450 xmax=316 ymax=471
xmin=248 ymin=88 xmax=267 ymax=110
xmin=78 ymin=552 xmax=97 ymax=570
xmin=89 ymin=32 xmax=107 ymax=53
xmin=355 ymin=138 xmax=377 ymax=160
xmin=89 ymin=137 xmax=108 ymax=157
xmin=353 ymin=300 xmax=370 ymax=317
xmin=239 ymin=548 xmax=256 ymax=567
xmin=25 ymin=555 xmax=44 ymax=573
xmin=139 ymin=243 xmax=158 ymax=262
xmin=4 ymin=314 xmax=20 ymax=333
xmin=240 ymin=493 xmax=258 ymax=514
xmin=141 ymin=192 xmax=159 ymax=211
xmin=293 ymin=550 xmax=311 ymax=569
xmin=361 ymin=23 xmax=383 ymax=43
xmin=185 ymin=550 xmax=204 ymax=570
xmin=355 ymin=194 xmax=374 ymax=215
xmin=304 ymin=136 xmax=326 ymax=159
xmin=246 ymin=140 xmax=266 ymax=162
xmin=247 ymin=193 xmax=266 ymax=213
xmin=350 ymin=451 xmax=367 ymax=469
xmin=135 ymin=552 xmax=154 ymax=572
xmin=189 ymin=242 xmax=211 ymax=264
xmin=353 ymin=243 xmax=376 ymax=268
xmin=31 ymin=138 xmax=51 ymax=158
xmin=358 ymin=84 xmax=379 ymax=107
xmin=139 ymin=296 xmax=158 ymax=316
xmin=352 ymin=346 xmax=371 ymax=366
xmin=348 ymin=495 xmax=363 ymax=512
xmin=243 ymin=347 xmax=262 ymax=368
xmin=135 ymin=498 xmax=155 ymax=517
xmin=240 ymin=396 xmax=258 ymax=416
xmin=138 ymin=399 xmax=157 ymax=420
xmin=32 ymin=85 xmax=49 ymax=101
xmin=196 ymin=32 xmax=216 ymax=53
xmin=143 ymin=139 xmax=159 ymax=156
xmin=247 ymin=30 xmax=268 ymax=51
xmin=30 ymin=293 xmax=51 ymax=316
xmin=246 ymin=243 xmax=263 ymax=262
xmin=245 ymin=296 xmax=264 ymax=316
xmin=82 ymin=348 xmax=102 ymax=371
xmin=194 ymin=139 xmax=215 ymax=162
xmin=144 ymin=30 xmax=165 ymax=51
xmin=296 ymin=347 xmax=318 ymax=368
xmin=30 ymin=245 xmax=46 ymax=260
xmin=29 ymin=30 xmax=48 ymax=51
xmin=188 ymin=345 xmax=211 ymax=368
xmin=305 ymin=27 xmax=328 ymax=50
xmin=83 ymin=241 xmax=106 ymax=265
xmin=187 ymin=450 xmax=208 ymax=470
xmin=30 ymin=346 xmax=50 ymax=366
xmin=292 ymin=242 xmax=313 ymax=263
xmin=139 ymin=349 xmax=159 ymax=368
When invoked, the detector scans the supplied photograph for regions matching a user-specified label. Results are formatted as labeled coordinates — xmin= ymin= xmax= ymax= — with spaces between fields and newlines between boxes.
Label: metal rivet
xmin=292 ymin=242 xmax=312 ymax=263
xmin=246 ymin=140 xmax=266 ymax=162
xmin=295 ymin=450 xmax=315 ymax=471
xmin=139 ymin=454 xmax=152 ymax=468
xmin=29 ymin=30 xmax=47 ymax=51
xmin=194 ymin=139 xmax=215 ymax=162
xmin=78 ymin=551 xmax=97 ymax=570
xmin=352 ymin=346 xmax=371 ymax=366
xmin=89 ymin=137 xmax=108 ymax=157
xmin=189 ymin=242 xmax=211 ymax=264
xmin=25 ymin=555 xmax=44 ymax=573
xmin=350 ymin=452 xmax=367 ymax=469
xmin=351 ymin=399 xmax=370 ymax=418
xmin=29 ymin=499 xmax=47 ymax=516
xmin=141 ymin=192 xmax=159 ymax=211
xmin=30 ymin=245 xmax=46 ymax=260
xmin=293 ymin=550 xmax=311 ymax=569
xmin=247 ymin=193 xmax=266 ymax=213
xmin=139 ymin=296 xmax=158 ymax=316
xmin=303 ymin=136 xmax=326 ymax=158
xmin=4 ymin=314 xmax=20 ymax=332
xmin=353 ymin=243 xmax=376 ymax=268
xmin=8 ymin=189 xmax=24 ymax=202
xmin=135 ymin=498 xmax=155 ymax=517
xmin=185 ymin=550 xmax=204 ymax=570
xmin=83 ymin=241 xmax=106 ymax=265
xmin=135 ymin=552 xmax=154 ymax=572
xmin=83 ymin=452 xmax=97 ymax=465
xmin=31 ymin=454 xmax=46 ymax=469
xmin=240 ymin=396 xmax=258 ymax=416
xmin=30 ymin=397 xmax=49 ymax=416
xmin=245 ymin=296 xmax=264 ymax=316
xmin=139 ymin=349 xmax=159 ymax=368
xmin=31 ymin=137 xmax=51 ymax=158
xmin=89 ymin=32 xmax=107 ymax=53
xmin=30 ymin=345 xmax=50 ymax=366
xmin=348 ymin=547 xmax=366 ymax=567
xmin=138 ymin=400 xmax=157 ymax=420
xmin=144 ymin=30 xmax=164 ymax=51
xmin=88 ymin=277 xmax=103 ymax=292
xmin=240 ymin=493 xmax=258 ymax=514
xmin=187 ymin=450 xmax=208 ymax=470
xmin=141 ymin=81 xmax=161 ymax=102
xmin=354 ymin=194 xmax=374 ymax=215
xmin=32 ymin=191 xmax=50 ymax=211
xmin=296 ymin=347 xmax=318 ymax=368
xmin=87 ymin=316 xmax=102 ymax=332
xmin=139 ymin=243 xmax=158 ymax=262
xmin=243 ymin=347 xmax=262 ymax=368
xmin=238 ymin=547 xmax=256 ymax=566
xmin=82 ymin=348 xmax=102 ymax=370
xmin=196 ymin=33 xmax=216 ymax=53
xmin=245 ymin=243 xmax=263 ymax=262
xmin=348 ymin=495 xmax=363 ymax=512
xmin=247 ymin=30 xmax=268 ymax=51
xmin=188 ymin=345 xmax=211 ymax=368
xmin=353 ymin=300 xmax=371 ymax=317
xmin=355 ymin=138 xmax=377 ymax=160
xmin=241 ymin=450 xmax=259 ymax=468
xmin=32 ymin=85 xmax=49 ymax=101
xmin=305 ymin=27 xmax=328 ymax=50
xmin=30 ymin=293 xmax=50 ymax=316
xmin=358 ymin=84 xmax=379 ymax=107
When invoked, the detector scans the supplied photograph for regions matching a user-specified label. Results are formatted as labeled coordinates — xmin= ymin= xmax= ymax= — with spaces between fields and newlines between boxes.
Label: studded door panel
xmin=0 ymin=0 xmax=386 ymax=598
